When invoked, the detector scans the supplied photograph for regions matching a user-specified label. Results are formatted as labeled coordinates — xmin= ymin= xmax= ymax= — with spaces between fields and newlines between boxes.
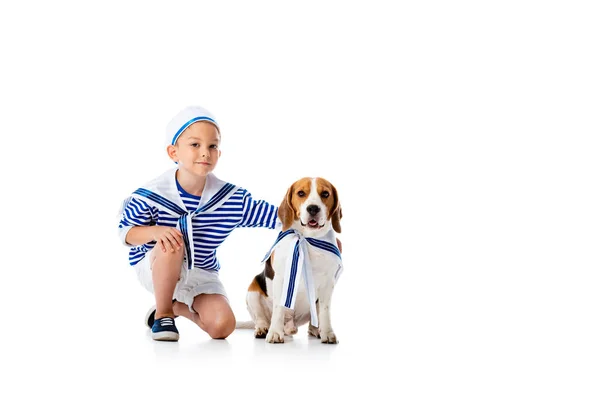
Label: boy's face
xmin=167 ymin=121 xmax=221 ymax=176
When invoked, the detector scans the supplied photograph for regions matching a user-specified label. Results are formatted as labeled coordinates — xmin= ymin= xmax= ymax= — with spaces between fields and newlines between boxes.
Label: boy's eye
xmin=191 ymin=143 xmax=199 ymax=147
xmin=297 ymin=190 xmax=305 ymax=197
xmin=210 ymin=144 xmax=218 ymax=149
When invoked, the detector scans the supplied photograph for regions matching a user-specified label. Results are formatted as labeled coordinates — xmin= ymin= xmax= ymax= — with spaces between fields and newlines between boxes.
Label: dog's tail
xmin=235 ymin=320 xmax=255 ymax=329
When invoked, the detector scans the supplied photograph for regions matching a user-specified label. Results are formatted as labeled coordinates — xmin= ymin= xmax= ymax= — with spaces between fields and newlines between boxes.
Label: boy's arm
xmin=118 ymin=197 xmax=156 ymax=246
xmin=238 ymin=191 xmax=279 ymax=229
xmin=125 ymin=226 xmax=161 ymax=246
xmin=118 ymin=197 xmax=184 ymax=252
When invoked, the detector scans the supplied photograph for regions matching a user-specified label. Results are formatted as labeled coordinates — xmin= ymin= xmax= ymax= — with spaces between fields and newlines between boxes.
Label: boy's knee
xmin=206 ymin=316 xmax=236 ymax=339
xmin=153 ymin=245 xmax=184 ymax=264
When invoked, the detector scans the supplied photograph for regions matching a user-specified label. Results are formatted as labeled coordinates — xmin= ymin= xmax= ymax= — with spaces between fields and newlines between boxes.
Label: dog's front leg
xmin=246 ymin=292 xmax=270 ymax=338
xmin=265 ymin=275 xmax=286 ymax=343
xmin=266 ymin=305 xmax=286 ymax=343
xmin=317 ymin=282 xmax=338 ymax=344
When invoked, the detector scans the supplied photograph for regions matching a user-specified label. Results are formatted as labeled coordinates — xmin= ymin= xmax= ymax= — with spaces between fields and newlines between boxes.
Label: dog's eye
xmin=297 ymin=191 xmax=305 ymax=197
xmin=321 ymin=191 xmax=330 ymax=198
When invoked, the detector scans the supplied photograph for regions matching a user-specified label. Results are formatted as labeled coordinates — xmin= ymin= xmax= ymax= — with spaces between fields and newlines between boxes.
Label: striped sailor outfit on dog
xmin=261 ymin=229 xmax=343 ymax=327
xmin=118 ymin=168 xmax=279 ymax=271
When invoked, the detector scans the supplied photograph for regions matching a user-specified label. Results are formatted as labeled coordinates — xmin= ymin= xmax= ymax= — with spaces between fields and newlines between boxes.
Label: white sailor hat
xmin=165 ymin=105 xmax=220 ymax=148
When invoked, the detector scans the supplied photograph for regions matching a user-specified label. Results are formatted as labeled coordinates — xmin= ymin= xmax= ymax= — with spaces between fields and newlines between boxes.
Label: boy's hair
xmin=165 ymin=106 xmax=220 ymax=148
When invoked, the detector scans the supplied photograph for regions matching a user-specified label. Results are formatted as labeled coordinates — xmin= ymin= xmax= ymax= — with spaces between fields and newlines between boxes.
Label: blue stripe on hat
xmin=171 ymin=116 xmax=217 ymax=145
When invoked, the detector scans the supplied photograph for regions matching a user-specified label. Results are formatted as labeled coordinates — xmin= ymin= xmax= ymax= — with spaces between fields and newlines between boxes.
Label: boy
xmin=118 ymin=106 xmax=279 ymax=341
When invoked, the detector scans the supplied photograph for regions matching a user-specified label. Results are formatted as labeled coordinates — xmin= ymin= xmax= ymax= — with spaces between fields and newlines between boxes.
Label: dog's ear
xmin=330 ymin=184 xmax=342 ymax=234
xmin=278 ymin=183 xmax=295 ymax=231
xmin=332 ymin=206 xmax=342 ymax=233
xmin=336 ymin=237 xmax=343 ymax=254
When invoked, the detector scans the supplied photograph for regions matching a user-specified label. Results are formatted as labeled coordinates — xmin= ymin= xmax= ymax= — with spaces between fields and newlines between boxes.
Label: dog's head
xmin=278 ymin=177 xmax=342 ymax=237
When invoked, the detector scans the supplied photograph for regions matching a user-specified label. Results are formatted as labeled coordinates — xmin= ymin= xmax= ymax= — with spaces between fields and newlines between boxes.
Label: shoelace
xmin=159 ymin=318 xmax=175 ymax=326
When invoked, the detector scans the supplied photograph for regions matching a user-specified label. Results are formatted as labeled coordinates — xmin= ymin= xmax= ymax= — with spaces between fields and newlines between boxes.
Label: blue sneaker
xmin=145 ymin=300 xmax=178 ymax=329
xmin=151 ymin=317 xmax=179 ymax=341
xmin=144 ymin=306 xmax=157 ymax=329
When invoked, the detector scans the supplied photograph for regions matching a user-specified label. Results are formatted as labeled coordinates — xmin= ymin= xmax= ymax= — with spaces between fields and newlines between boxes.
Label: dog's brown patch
xmin=250 ymin=254 xmax=275 ymax=297
xmin=316 ymin=177 xmax=342 ymax=233
xmin=248 ymin=277 xmax=266 ymax=295
xmin=265 ymin=254 xmax=275 ymax=280
xmin=278 ymin=177 xmax=313 ymax=231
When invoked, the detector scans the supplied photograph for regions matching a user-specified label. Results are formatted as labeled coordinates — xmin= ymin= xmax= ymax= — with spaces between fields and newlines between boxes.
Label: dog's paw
xmin=254 ymin=326 xmax=268 ymax=338
xmin=265 ymin=330 xmax=285 ymax=343
xmin=308 ymin=324 xmax=320 ymax=338
xmin=284 ymin=322 xmax=298 ymax=336
xmin=285 ymin=326 xmax=298 ymax=335
xmin=320 ymin=331 xmax=338 ymax=344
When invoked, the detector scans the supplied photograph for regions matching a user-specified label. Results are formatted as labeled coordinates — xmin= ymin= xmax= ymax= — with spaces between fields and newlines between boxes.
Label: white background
xmin=1 ymin=1 xmax=599 ymax=399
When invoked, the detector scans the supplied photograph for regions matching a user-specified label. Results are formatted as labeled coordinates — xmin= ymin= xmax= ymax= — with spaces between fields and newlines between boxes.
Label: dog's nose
xmin=307 ymin=205 xmax=320 ymax=216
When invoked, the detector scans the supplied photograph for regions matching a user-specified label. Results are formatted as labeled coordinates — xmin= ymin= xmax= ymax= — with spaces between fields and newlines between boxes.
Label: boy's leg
xmin=150 ymin=246 xmax=184 ymax=319
xmin=173 ymin=295 xmax=235 ymax=339
xmin=172 ymin=300 xmax=195 ymax=321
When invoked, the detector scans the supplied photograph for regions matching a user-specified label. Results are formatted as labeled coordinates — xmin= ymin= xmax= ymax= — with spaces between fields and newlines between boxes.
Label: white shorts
xmin=134 ymin=251 xmax=228 ymax=313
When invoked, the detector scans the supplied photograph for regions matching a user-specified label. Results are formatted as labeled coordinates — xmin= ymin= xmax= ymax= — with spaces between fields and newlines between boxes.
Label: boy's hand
xmin=152 ymin=226 xmax=184 ymax=253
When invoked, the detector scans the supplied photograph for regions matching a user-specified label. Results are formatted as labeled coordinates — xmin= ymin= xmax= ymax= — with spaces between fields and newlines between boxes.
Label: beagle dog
xmin=242 ymin=177 xmax=343 ymax=344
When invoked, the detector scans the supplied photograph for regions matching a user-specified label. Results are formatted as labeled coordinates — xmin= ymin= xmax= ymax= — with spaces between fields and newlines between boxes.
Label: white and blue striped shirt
xmin=118 ymin=178 xmax=278 ymax=271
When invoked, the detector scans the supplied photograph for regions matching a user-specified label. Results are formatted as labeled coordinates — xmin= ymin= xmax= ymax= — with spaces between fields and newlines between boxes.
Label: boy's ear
xmin=167 ymin=145 xmax=178 ymax=162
